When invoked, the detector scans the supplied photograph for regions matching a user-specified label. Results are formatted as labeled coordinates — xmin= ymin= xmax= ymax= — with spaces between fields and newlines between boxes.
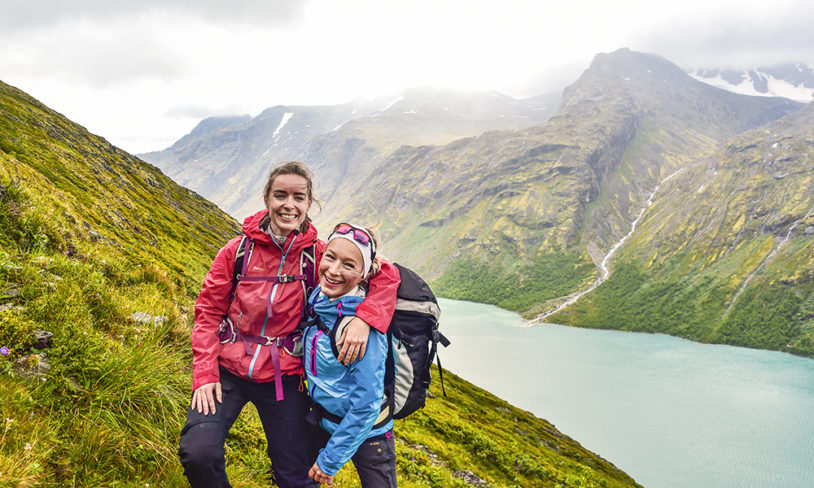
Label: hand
xmin=336 ymin=317 xmax=371 ymax=365
xmin=191 ymin=382 xmax=222 ymax=415
xmin=308 ymin=462 xmax=334 ymax=485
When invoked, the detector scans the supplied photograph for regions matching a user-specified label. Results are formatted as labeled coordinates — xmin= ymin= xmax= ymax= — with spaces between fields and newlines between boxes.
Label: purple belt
xmin=218 ymin=318 xmax=303 ymax=401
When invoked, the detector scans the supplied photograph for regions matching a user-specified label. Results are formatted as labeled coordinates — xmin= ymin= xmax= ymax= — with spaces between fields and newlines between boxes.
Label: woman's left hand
xmin=337 ymin=317 xmax=371 ymax=365
xmin=309 ymin=462 xmax=334 ymax=485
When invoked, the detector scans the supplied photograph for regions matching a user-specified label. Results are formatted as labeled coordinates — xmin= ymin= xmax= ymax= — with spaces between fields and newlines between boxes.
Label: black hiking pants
xmin=178 ymin=367 xmax=317 ymax=488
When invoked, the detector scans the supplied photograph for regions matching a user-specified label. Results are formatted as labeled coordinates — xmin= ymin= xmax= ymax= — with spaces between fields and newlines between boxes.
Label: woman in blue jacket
xmin=303 ymin=223 xmax=396 ymax=487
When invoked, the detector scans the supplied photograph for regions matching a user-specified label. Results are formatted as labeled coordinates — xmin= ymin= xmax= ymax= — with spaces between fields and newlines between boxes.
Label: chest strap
xmin=218 ymin=320 xmax=303 ymax=401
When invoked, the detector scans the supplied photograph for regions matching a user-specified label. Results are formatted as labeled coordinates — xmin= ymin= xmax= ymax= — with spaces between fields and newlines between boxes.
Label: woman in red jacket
xmin=178 ymin=161 xmax=400 ymax=488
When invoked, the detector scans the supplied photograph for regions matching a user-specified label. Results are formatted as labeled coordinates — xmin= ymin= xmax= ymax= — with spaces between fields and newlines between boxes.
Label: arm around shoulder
xmin=356 ymin=259 xmax=400 ymax=334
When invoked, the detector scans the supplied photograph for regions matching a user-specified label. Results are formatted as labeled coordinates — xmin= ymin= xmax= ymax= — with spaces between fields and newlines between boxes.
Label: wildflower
xmin=0 ymin=347 xmax=9 ymax=356
xmin=24 ymin=443 xmax=32 ymax=451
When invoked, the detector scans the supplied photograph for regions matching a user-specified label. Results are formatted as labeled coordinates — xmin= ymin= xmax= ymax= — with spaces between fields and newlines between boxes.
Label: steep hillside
xmin=314 ymin=49 xmax=802 ymax=318
xmin=140 ymin=88 xmax=560 ymax=220
xmin=551 ymin=102 xmax=814 ymax=356
xmin=0 ymin=80 xmax=640 ymax=487
xmin=0 ymin=82 xmax=240 ymax=289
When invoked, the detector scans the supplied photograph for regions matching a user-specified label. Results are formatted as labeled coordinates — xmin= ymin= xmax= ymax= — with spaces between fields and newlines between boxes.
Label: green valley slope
xmin=0 ymin=80 xmax=640 ymax=486
xmin=551 ymin=102 xmax=814 ymax=356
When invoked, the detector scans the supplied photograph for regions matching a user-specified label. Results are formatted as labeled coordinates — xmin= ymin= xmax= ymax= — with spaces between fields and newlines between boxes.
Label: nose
xmin=327 ymin=260 xmax=342 ymax=275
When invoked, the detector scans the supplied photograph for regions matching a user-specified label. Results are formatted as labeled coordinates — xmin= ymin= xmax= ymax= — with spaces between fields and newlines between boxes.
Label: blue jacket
xmin=303 ymin=286 xmax=392 ymax=476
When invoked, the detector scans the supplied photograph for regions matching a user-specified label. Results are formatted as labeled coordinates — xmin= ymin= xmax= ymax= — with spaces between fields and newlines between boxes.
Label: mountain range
xmin=0 ymin=80 xmax=639 ymax=486
xmin=142 ymin=48 xmax=813 ymax=358
xmin=141 ymin=87 xmax=560 ymax=220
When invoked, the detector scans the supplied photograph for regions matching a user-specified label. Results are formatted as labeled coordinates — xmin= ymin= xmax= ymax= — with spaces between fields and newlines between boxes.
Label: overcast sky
xmin=1 ymin=0 xmax=812 ymax=154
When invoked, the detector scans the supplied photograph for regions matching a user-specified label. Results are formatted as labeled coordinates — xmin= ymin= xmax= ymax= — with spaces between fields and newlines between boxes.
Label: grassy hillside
xmin=550 ymin=103 xmax=814 ymax=357
xmin=0 ymin=80 xmax=641 ymax=486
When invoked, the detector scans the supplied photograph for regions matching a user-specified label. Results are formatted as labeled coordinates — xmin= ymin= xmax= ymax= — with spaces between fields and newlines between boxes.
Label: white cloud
xmin=0 ymin=0 xmax=306 ymax=31
xmin=0 ymin=0 xmax=812 ymax=154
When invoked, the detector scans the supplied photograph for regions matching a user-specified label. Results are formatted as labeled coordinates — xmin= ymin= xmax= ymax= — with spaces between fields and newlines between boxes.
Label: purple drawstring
xmin=310 ymin=331 xmax=323 ymax=376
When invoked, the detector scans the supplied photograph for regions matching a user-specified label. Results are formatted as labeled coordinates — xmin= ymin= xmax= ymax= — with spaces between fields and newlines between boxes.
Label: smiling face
xmin=264 ymin=173 xmax=312 ymax=237
xmin=318 ymin=238 xmax=365 ymax=298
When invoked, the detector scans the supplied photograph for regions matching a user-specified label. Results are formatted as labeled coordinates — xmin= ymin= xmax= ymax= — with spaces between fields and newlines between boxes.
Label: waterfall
xmin=531 ymin=168 xmax=684 ymax=323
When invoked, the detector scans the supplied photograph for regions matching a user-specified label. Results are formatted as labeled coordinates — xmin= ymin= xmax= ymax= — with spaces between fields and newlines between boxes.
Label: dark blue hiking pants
xmin=312 ymin=427 xmax=397 ymax=487
xmin=178 ymin=367 xmax=318 ymax=488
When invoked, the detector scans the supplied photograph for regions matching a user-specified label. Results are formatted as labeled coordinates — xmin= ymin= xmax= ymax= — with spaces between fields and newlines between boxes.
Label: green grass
xmin=0 ymin=178 xmax=640 ymax=486
xmin=433 ymin=249 xmax=596 ymax=314
xmin=0 ymin=79 xmax=641 ymax=487
xmin=551 ymin=256 xmax=814 ymax=357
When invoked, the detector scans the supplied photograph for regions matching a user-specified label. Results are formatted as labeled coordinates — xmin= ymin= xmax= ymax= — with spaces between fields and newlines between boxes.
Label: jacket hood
xmin=242 ymin=209 xmax=318 ymax=249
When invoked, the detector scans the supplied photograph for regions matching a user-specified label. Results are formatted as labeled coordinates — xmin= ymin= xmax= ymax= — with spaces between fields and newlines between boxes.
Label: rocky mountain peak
xmin=188 ymin=114 xmax=251 ymax=138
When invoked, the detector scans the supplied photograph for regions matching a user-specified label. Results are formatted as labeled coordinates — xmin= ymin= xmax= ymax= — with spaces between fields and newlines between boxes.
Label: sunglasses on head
xmin=330 ymin=222 xmax=376 ymax=258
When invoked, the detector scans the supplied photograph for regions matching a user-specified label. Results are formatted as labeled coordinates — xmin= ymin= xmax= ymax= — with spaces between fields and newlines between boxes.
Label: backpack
xmin=386 ymin=263 xmax=451 ymax=419
xmin=305 ymin=263 xmax=451 ymax=423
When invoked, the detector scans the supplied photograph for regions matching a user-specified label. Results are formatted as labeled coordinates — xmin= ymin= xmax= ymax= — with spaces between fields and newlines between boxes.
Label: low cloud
xmin=0 ymin=0 xmax=308 ymax=32
xmin=635 ymin=5 xmax=814 ymax=69
xmin=164 ymin=105 xmax=249 ymax=120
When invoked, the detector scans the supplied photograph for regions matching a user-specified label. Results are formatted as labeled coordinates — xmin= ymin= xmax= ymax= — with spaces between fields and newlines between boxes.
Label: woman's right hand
xmin=191 ymin=382 xmax=222 ymax=415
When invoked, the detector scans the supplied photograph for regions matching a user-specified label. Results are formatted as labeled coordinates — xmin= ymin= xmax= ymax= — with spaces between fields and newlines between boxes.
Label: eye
xmin=343 ymin=262 xmax=358 ymax=271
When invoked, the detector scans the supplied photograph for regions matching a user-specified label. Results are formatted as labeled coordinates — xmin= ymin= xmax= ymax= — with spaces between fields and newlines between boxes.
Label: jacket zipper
xmin=248 ymin=232 xmax=298 ymax=380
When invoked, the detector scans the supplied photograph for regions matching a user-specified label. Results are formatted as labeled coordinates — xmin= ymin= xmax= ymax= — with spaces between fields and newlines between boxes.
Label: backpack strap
xmin=301 ymin=291 xmax=344 ymax=359
xmin=429 ymin=325 xmax=450 ymax=396
xmin=230 ymin=236 xmax=252 ymax=300
xmin=299 ymin=244 xmax=317 ymax=319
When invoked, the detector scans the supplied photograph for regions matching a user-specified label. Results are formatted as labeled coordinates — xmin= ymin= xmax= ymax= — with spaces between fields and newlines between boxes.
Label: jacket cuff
xmin=316 ymin=451 xmax=339 ymax=476
xmin=192 ymin=370 xmax=220 ymax=391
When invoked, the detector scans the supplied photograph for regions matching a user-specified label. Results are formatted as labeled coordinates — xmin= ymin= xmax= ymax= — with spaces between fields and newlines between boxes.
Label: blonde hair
xmin=364 ymin=226 xmax=381 ymax=279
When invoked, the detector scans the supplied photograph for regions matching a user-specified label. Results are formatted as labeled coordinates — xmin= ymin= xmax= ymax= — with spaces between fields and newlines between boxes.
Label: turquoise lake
xmin=437 ymin=298 xmax=814 ymax=488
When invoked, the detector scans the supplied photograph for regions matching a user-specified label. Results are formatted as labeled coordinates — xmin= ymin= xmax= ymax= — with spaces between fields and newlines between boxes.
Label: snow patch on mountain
xmin=689 ymin=64 xmax=814 ymax=103
xmin=381 ymin=94 xmax=404 ymax=112
xmin=262 ymin=112 xmax=294 ymax=156
xmin=273 ymin=112 xmax=294 ymax=139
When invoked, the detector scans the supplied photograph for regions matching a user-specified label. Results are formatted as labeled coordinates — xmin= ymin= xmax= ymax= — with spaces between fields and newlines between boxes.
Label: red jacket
xmin=191 ymin=210 xmax=400 ymax=390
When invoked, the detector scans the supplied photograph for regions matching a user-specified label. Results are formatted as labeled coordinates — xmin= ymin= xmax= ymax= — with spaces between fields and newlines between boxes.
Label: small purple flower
xmin=0 ymin=347 xmax=9 ymax=356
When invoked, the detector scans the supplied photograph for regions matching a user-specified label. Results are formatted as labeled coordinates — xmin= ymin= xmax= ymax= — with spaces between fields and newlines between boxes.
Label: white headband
xmin=327 ymin=230 xmax=373 ymax=279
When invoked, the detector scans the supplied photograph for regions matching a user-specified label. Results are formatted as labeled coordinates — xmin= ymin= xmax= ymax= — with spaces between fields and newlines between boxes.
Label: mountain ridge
xmin=140 ymin=87 xmax=561 ymax=219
